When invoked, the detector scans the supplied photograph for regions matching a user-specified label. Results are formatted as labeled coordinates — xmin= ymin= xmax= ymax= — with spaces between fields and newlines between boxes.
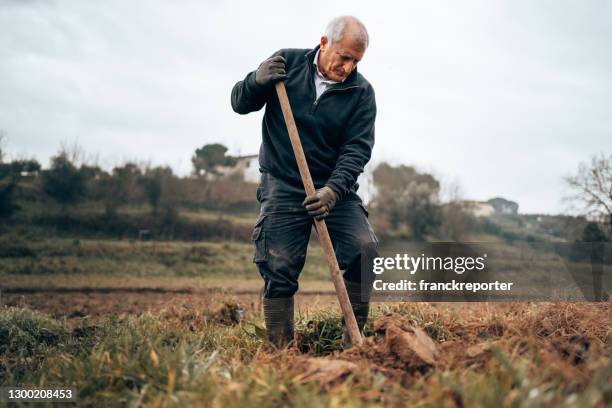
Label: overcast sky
xmin=1 ymin=0 xmax=610 ymax=214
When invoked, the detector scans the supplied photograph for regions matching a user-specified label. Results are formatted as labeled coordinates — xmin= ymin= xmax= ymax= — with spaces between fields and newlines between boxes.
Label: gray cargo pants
xmin=252 ymin=172 xmax=379 ymax=299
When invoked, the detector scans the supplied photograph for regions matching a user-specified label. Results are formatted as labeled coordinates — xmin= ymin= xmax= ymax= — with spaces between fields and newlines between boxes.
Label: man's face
xmin=318 ymin=33 xmax=366 ymax=82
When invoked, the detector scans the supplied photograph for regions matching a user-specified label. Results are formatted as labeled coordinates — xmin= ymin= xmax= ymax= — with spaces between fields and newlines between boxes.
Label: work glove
xmin=255 ymin=56 xmax=287 ymax=87
xmin=302 ymin=186 xmax=338 ymax=220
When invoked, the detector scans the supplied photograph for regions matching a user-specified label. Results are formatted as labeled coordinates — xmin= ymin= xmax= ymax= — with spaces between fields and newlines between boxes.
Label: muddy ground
xmin=1 ymin=289 xmax=340 ymax=321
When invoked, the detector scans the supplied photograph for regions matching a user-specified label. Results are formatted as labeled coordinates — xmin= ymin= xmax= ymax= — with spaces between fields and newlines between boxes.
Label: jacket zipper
xmin=305 ymin=53 xmax=358 ymax=114
xmin=310 ymin=85 xmax=358 ymax=114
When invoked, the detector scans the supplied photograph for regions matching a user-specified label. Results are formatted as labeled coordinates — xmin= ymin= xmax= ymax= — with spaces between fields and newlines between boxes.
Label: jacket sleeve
xmin=230 ymin=50 xmax=285 ymax=114
xmin=230 ymin=70 xmax=270 ymax=114
xmin=325 ymin=85 xmax=376 ymax=199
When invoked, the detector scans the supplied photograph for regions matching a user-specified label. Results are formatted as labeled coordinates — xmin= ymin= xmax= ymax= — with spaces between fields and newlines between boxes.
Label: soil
xmin=0 ymin=289 xmax=340 ymax=321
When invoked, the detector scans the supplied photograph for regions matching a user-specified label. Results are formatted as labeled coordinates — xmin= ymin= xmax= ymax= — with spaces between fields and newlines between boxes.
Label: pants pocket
xmin=358 ymin=204 xmax=379 ymax=245
xmin=251 ymin=214 xmax=267 ymax=263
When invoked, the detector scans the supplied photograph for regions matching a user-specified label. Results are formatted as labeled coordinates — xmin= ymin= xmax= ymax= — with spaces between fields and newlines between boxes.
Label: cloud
xmin=0 ymin=0 xmax=609 ymax=213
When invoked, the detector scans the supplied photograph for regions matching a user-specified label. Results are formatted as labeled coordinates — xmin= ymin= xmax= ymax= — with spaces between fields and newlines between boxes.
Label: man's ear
xmin=320 ymin=35 xmax=328 ymax=51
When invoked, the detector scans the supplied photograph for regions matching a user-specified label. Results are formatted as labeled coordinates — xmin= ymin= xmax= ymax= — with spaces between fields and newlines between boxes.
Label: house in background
xmin=461 ymin=200 xmax=496 ymax=217
xmin=212 ymin=154 xmax=259 ymax=183
xmin=214 ymin=155 xmax=520 ymax=215
xmin=460 ymin=197 xmax=519 ymax=217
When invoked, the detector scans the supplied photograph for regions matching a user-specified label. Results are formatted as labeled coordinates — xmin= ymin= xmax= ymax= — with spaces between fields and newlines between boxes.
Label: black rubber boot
xmin=263 ymin=297 xmax=294 ymax=348
xmin=342 ymin=279 xmax=370 ymax=349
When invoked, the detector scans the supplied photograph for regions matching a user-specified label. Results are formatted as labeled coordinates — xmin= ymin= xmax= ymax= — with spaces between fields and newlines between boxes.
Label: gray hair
xmin=324 ymin=16 xmax=369 ymax=48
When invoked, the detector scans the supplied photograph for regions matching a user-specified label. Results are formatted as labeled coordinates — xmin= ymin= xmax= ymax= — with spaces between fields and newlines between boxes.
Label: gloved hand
xmin=255 ymin=56 xmax=287 ymax=87
xmin=302 ymin=186 xmax=338 ymax=220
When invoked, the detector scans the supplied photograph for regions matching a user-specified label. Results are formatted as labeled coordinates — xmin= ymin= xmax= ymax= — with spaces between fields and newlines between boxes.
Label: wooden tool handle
xmin=275 ymin=82 xmax=363 ymax=346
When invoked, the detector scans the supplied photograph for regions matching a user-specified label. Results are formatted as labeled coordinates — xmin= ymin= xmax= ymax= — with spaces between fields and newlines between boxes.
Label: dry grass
xmin=0 ymin=301 xmax=609 ymax=407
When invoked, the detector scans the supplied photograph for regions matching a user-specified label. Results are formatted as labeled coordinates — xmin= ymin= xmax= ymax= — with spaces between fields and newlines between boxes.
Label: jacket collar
xmin=305 ymin=45 xmax=359 ymax=87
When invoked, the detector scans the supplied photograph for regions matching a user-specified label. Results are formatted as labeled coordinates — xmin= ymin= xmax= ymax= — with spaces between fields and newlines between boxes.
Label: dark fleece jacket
xmin=231 ymin=45 xmax=376 ymax=200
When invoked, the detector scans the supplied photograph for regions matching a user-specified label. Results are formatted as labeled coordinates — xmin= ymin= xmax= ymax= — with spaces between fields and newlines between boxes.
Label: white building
xmin=212 ymin=154 xmax=259 ymax=183
xmin=461 ymin=200 xmax=496 ymax=217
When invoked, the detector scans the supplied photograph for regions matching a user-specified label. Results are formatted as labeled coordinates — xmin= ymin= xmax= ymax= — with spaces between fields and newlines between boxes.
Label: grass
xmin=0 ymin=274 xmax=334 ymax=293
xmin=0 ymin=302 xmax=609 ymax=407
xmin=0 ymin=236 xmax=330 ymax=280
xmin=1 ymin=202 xmax=610 ymax=406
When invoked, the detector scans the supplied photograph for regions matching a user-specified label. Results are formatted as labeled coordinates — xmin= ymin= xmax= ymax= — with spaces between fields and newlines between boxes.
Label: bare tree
xmin=42 ymin=145 xmax=87 ymax=209
xmin=0 ymin=130 xmax=6 ymax=163
xmin=59 ymin=140 xmax=85 ymax=167
xmin=565 ymin=153 xmax=612 ymax=230
xmin=439 ymin=180 xmax=474 ymax=241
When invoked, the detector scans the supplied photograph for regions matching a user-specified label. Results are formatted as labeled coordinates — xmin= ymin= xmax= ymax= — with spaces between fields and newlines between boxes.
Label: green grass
xmin=12 ymin=198 xmax=257 ymax=225
xmin=0 ymin=306 xmax=363 ymax=406
xmin=0 ymin=304 xmax=609 ymax=407
xmin=0 ymin=236 xmax=330 ymax=280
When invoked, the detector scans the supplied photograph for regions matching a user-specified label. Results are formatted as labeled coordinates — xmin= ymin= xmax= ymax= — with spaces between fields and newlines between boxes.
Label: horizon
xmin=1 ymin=139 xmax=588 ymax=217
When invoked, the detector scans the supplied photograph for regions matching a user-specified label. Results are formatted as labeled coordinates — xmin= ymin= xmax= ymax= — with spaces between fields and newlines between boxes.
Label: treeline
xmin=1 ymin=140 xmax=609 ymax=247
xmin=0 ymin=145 xmax=257 ymax=220
xmin=369 ymin=162 xmax=610 ymax=247
xmin=370 ymin=162 xmax=498 ymax=242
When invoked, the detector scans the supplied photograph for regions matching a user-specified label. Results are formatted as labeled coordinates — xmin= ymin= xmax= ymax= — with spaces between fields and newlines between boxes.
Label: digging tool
xmin=274 ymin=82 xmax=363 ymax=346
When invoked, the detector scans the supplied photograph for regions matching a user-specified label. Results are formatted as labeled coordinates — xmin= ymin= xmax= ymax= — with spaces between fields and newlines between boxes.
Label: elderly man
xmin=231 ymin=16 xmax=378 ymax=348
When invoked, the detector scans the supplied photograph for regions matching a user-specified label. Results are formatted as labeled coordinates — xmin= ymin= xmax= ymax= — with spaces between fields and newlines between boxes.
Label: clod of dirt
xmin=373 ymin=315 xmax=412 ymax=332
xmin=338 ymin=315 xmax=439 ymax=377
xmin=384 ymin=323 xmax=438 ymax=366
xmin=296 ymin=357 xmax=357 ymax=384
xmin=210 ymin=302 xmax=244 ymax=325
xmin=373 ymin=315 xmax=439 ymax=366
